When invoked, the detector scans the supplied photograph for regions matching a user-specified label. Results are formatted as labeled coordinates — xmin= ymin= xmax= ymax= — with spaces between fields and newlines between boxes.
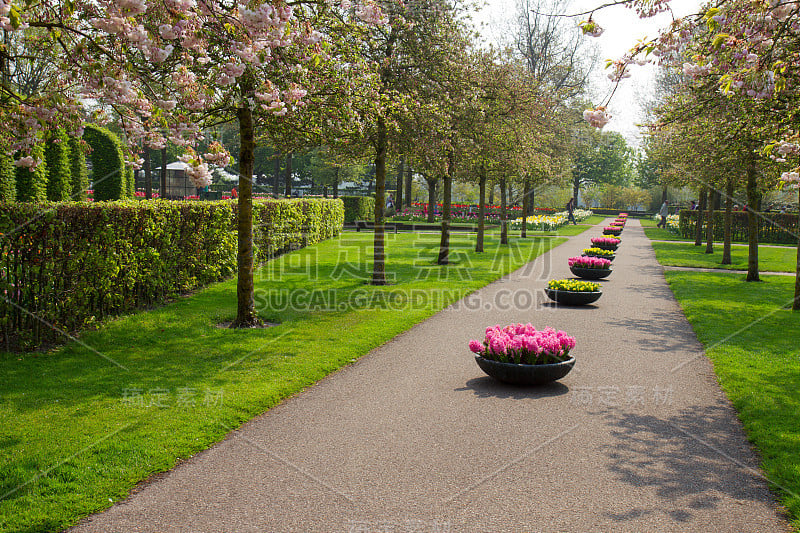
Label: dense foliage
xmin=341 ymin=195 xmax=375 ymax=223
xmin=83 ymin=125 xmax=129 ymax=201
xmin=679 ymin=210 xmax=799 ymax=245
xmin=0 ymin=199 xmax=343 ymax=350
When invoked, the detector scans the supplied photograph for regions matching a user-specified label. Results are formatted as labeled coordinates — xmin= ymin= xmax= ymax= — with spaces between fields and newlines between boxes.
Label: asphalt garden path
xmin=70 ymin=219 xmax=790 ymax=533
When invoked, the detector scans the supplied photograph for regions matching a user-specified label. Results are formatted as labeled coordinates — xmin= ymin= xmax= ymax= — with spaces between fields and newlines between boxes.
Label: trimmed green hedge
xmin=0 ymin=198 xmax=344 ymax=350
xmin=83 ymin=124 xmax=129 ymax=201
xmin=0 ymin=154 xmax=15 ymax=202
xmin=14 ymin=144 xmax=47 ymax=202
xmin=45 ymin=130 xmax=72 ymax=201
xmin=252 ymin=198 xmax=344 ymax=262
xmin=678 ymin=209 xmax=799 ymax=244
xmin=342 ymin=195 xmax=375 ymax=223
xmin=68 ymin=136 xmax=89 ymax=200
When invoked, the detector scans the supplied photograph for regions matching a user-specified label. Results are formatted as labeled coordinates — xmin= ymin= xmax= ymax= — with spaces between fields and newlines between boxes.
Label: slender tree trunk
xmin=333 ymin=167 xmax=339 ymax=199
xmin=521 ymin=177 xmax=529 ymax=238
xmin=705 ymin=190 xmax=717 ymax=254
xmin=695 ymin=187 xmax=707 ymax=246
xmin=438 ymin=153 xmax=454 ymax=265
xmin=426 ymin=177 xmax=437 ymax=223
xmin=572 ymin=175 xmax=579 ymax=207
xmin=143 ymin=149 xmax=152 ymax=199
xmin=488 ymin=183 xmax=494 ymax=206
xmin=160 ymin=147 xmax=167 ymax=198
xmin=745 ymin=155 xmax=760 ymax=281
xmin=371 ymin=118 xmax=387 ymax=285
xmin=507 ymin=181 xmax=513 ymax=208
xmin=476 ymin=171 xmax=486 ymax=253
xmin=273 ymin=153 xmax=280 ymax=196
xmin=395 ymin=157 xmax=404 ymax=213
xmin=793 ymin=187 xmax=800 ymax=310
xmin=284 ymin=152 xmax=293 ymax=197
xmin=232 ymin=101 xmax=258 ymax=327
xmin=661 ymin=186 xmax=668 ymax=203
xmin=722 ymin=177 xmax=734 ymax=265
xmin=500 ymin=177 xmax=508 ymax=245
xmin=405 ymin=165 xmax=412 ymax=208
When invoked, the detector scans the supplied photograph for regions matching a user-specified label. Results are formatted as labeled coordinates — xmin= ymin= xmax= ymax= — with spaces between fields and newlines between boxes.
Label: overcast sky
xmin=472 ymin=0 xmax=701 ymax=147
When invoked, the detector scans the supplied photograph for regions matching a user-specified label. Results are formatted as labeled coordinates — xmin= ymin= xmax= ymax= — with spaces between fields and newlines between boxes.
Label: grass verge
xmin=664 ymin=271 xmax=800 ymax=528
xmin=652 ymin=241 xmax=796 ymax=272
xmin=0 ymin=229 xmax=577 ymax=533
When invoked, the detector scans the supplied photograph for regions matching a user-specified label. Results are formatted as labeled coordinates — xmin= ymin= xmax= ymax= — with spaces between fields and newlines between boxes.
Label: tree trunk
xmin=232 ymin=102 xmax=259 ymax=327
xmin=405 ymin=165 xmax=412 ymax=207
xmin=426 ymin=177 xmax=437 ymax=223
xmin=333 ymin=167 xmax=339 ymax=199
xmin=521 ymin=177 xmax=529 ymax=238
xmin=695 ymin=186 xmax=707 ymax=246
xmin=508 ymin=181 xmax=513 ymax=208
xmin=395 ymin=157 xmax=404 ymax=213
xmin=793 ymin=187 xmax=800 ymax=310
xmin=323 ymin=185 xmax=328 ymax=198
xmin=745 ymin=155 xmax=760 ymax=282
xmin=273 ymin=153 xmax=280 ymax=196
xmin=705 ymin=190 xmax=716 ymax=254
xmin=143 ymin=149 xmax=152 ymax=199
xmin=500 ymin=177 xmax=508 ymax=245
xmin=371 ymin=118 xmax=387 ymax=285
xmin=572 ymin=175 xmax=580 ymax=208
xmin=160 ymin=147 xmax=167 ymax=198
xmin=488 ymin=183 xmax=494 ymax=206
xmin=661 ymin=186 xmax=668 ymax=203
xmin=284 ymin=152 xmax=292 ymax=197
xmin=476 ymin=171 xmax=486 ymax=253
xmin=438 ymin=153 xmax=454 ymax=265
xmin=722 ymin=177 xmax=733 ymax=265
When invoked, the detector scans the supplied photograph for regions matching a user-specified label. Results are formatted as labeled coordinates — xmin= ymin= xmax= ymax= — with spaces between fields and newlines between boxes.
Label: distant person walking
xmin=566 ymin=197 xmax=577 ymax=225
xmin=657 ymin=200 xmax=669 ymax=228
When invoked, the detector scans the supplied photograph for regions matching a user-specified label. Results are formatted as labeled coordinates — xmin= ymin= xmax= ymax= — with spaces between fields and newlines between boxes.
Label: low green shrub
xmin=341 ymin=195 xmax=375 ymax=223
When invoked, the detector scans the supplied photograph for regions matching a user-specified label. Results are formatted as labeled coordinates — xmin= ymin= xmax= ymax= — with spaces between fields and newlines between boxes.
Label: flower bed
xmin=469 ymin=323 xmax=575 ymax=365
xmin=510 ymin=213 xmax=567 ymax=231
xmin=569 ymin=256 xmax=612 ymax=269
xmin=582 ymin=247 xmax=615 ymax=259
xmin=591 ymin=236 xmax=620 ymax=248
xmin=547 ymin=279 xmax=601 ymax=292
xmin=604 ymin=226 xmax=622 ymax=235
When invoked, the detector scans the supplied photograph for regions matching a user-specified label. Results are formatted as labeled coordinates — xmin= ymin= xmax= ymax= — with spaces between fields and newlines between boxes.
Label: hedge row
xmin=0 ymin=198 xmax=344 ymax=350
xmin=342 ymin=195 xmax=375 ymax=223
xmin=678 ymin=210 xmax=800 ymax=244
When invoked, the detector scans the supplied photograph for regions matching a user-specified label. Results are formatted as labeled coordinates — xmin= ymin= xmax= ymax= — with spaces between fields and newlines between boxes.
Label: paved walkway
xmin=70 ymin=219 xmax=790 ymax=533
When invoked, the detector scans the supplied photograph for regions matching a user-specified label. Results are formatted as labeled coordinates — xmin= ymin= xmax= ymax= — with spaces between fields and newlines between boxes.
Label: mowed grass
xmin=640 ymin=217 xmax=692 ymax=241
xmin=0 ymin=229 xmax=576 ymax=533
xmin=664 ymin=271 xmax=800 ymax=527
xmin=652 ymin=241 xmax=797 ymax=272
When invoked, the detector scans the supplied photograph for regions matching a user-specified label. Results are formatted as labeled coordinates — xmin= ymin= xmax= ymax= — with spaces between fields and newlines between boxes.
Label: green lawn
xmin=640 ymin=217 xmax=691 ymax=241
xmin=0 ymin=229 xmax=579 ymax=533
xmin=652 ymin=241 xmax=797 ymax=272
xmin=664 ymin=271 xmax=800 ymax=528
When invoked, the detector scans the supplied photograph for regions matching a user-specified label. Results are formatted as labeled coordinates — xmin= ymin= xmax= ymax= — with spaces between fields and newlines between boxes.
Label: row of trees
xmin=626 ymin=0 xmax=800 ymax=309
xmin=0 ymin=0 xmax=619 ymax=326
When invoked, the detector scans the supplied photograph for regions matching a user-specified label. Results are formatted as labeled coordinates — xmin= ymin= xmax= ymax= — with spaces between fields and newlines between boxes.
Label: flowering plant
xmin=547 ymin=279 xmax=601 ymax=292
xmin=469 ymin=324 xmax=575 ymax=364
xmin=569 ymin=256 xmax=612 ymax=269
xmin=582 ymin=247 xmax=615 ymax=258
xmin=591 ymin=236 xmax=620 ymax=246
xmin=602 ymin=233 xmax=621 ymax=240
xmin=604 ymin=226 xmax=622 ymax=234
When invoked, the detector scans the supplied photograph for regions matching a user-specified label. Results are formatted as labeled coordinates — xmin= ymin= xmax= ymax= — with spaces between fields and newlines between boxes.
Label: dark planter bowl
xmin=475 ymin=355 xmax=576 ymax=385
xmin=590 ymin=242 xmax=619 ymax=251
xmin=544 ymin=288 xmax=602 ymax=305
xmin=570 ymin=265 xmax=612 ymax=279
xmin=582 ymin=252 xmax=614 ymax=262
